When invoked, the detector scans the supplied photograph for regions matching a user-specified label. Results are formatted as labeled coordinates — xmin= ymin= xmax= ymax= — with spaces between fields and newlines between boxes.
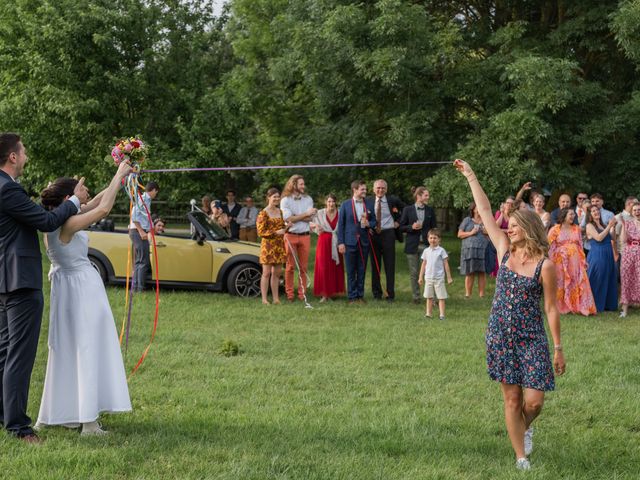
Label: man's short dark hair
xmin=145 ymin=181 xmax=160 ymax=192
xmin=350 ymin=179 xmax=365 ymax=191
xmin=590 ymin=193 xmax=603 ymax=201
xmin=0 ymin=132 xmax=22 ymax=167
xmin=226 ymin=189 xmax=236 ymax=196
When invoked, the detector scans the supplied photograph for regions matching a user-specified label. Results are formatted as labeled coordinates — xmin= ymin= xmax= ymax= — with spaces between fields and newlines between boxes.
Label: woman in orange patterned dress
xmin=256 ymin=188 xmax=288 ymax=305
xmin=547 ymin=208 xmax=596 ymax=316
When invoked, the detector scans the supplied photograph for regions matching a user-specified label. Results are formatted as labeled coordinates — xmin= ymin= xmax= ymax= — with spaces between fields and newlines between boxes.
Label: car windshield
xmin=190 ymin=211 xmax=230 ymax=240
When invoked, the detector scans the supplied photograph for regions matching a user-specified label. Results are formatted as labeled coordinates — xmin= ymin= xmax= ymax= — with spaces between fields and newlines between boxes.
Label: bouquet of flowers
xmin=111 ymin=136 xmax=148 ymax=166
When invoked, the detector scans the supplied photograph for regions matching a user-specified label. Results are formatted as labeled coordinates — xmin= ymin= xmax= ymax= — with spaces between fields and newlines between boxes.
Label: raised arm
xmin=80 ymin=189 xmax=107 ymax=213
xmin=59 ymin=161 xmax=131 ymax=241
xmin=515 ymin=182 xmax=532 ymax=201
xmin=454 ymin=159 xmax=509 ymax=257
xmin=586 ymin=220 xmax=616 ymax=243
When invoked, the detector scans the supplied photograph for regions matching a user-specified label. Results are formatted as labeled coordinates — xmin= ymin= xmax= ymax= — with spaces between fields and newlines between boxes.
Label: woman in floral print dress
xmin=547 ymin=208 xmax=597 ymax=316
xmin=256 ymin=188 xmax=288 ymax=305
xmin=455 ymin=159 xmax=565 ymax=472
xmin=620 ymin=201 xmax=640 ymax=317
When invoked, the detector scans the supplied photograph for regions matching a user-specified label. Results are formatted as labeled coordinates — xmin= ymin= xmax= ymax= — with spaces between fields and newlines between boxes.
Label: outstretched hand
xmin=73 ymin=177 xmax=90 ymax=204
xmin=453 ymin=158 xmax=473 ymax=176
xmin=116 ymin=160 xmax=133 ymax=178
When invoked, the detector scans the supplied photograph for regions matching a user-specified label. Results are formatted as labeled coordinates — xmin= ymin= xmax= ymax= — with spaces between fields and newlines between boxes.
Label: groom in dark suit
xmin=0 ymin=133 xmax=88 ymax=442
xmin=337 ymin=179 xmax=377 ymax=304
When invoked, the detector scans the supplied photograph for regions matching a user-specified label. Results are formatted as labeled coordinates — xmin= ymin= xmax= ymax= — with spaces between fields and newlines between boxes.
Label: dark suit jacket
xmin=368 ymin=194 xmax=405 ymax=242
xmin=0 ymin=170 xmax=77 ymax=293
xmin=337 ymin=198 xmax=377 ymax=248
xmin=222 ymin=202 xmax=242 ymax=238
xmin=399 ymin=204 xmax=437 ymax=254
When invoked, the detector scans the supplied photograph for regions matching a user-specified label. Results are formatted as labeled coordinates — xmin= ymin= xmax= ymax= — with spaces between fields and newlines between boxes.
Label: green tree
xmin=227 ymin=0 xmax=640 ymax=208
xmin=0 ymin=0 xmax=241 ymax=203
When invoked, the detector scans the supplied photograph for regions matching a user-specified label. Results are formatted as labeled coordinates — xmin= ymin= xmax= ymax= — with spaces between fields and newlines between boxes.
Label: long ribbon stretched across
xmin=142 ymin=160 xmax=450 ymax=174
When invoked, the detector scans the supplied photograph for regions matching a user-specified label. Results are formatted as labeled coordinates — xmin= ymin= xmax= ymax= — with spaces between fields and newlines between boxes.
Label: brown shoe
xmin=19 ymin=433 xmax=42 ymax=445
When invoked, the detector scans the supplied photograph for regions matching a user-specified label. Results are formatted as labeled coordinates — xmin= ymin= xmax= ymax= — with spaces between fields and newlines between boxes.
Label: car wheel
xmin=89 ymin=255 xmax=108 ymax=283
xmin=227 ymin=263 xmax=261 ymax=297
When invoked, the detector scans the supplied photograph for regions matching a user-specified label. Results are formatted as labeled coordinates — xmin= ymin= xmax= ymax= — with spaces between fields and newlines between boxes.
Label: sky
xmin=212 ymin=0 xmax=227 ymax=16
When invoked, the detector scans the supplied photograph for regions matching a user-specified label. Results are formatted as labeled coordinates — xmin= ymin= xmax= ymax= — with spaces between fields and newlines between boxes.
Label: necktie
xmin=245 ymin=208 xmax=250 ymax=219
xmin=375 ymin=199 xmax=382 ymax=234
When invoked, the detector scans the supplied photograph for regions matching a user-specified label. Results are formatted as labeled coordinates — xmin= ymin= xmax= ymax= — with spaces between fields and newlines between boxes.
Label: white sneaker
xmin=516 ymin=457 xmax=531 ymax=471
xmin=619 ymin=311 xmax=627 ymax=318
xmin=81 ymin=421 xmax=109 ymax=436
xmin=524 ymin=427 xmax=534 ymax=456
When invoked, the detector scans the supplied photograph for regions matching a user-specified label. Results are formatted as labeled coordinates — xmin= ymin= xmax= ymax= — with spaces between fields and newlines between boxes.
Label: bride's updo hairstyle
xmin=40 ymin=178 xmax=78 ymax=211
xmin=510 ymin=209 xmax=549 ymax=258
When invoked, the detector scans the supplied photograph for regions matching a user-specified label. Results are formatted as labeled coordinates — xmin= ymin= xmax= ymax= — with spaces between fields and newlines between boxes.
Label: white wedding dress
xmin=37 ymin=229 xmax=131 ymax=425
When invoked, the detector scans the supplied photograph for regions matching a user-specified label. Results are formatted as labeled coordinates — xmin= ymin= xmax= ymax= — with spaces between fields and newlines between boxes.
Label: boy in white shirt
xmin=418 ymin=228 xmax=453 ymax=320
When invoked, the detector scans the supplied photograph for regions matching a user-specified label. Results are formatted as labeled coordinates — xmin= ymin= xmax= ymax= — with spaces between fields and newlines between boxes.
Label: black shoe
xmin=386 ymin=297 xmax=394 ymax=303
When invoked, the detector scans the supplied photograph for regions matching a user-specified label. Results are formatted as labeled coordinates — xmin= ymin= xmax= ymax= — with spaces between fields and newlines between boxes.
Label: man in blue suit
xmin=337 ymin=180 xmax=377 ymax=304
xmin=0 ymin=133 xmax=88 ymax=443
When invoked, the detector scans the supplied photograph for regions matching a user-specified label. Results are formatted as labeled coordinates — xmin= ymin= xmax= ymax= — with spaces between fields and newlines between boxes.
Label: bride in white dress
xmin=36 ymin=161 xmax=133 ymax=435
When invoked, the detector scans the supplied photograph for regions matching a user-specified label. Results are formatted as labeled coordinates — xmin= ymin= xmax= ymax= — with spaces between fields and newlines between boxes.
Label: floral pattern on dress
xmin=486 ymin=252 xmax=555 ymax=391
xmin=548 ymin=224 xmax=596 ymax=316
xmin=256 ymin=210 xmax=286 ymax=265
xmin=621 ymin=220 xmax=640 ymax=305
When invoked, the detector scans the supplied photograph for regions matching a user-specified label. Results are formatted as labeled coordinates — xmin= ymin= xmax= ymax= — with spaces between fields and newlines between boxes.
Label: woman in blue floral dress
xmin=455 ymin=159 xmax=565 ymax=472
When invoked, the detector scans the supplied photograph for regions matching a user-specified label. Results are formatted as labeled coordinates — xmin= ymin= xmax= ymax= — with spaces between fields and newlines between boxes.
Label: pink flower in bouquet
xmin=111 ymin=136 xmax=148 ymax=166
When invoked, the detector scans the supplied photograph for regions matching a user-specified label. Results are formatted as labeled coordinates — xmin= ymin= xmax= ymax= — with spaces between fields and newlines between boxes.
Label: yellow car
xmin=87 ymin=211 xmax=262 ymax=297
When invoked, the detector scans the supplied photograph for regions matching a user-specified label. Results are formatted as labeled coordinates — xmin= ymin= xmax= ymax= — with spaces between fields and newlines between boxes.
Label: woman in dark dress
xmin=457 ymin=202 xmax=490 ymax=297
xmin=454 ymin=159 xmax=565 ymax=471
xmin=585 ymin=205 xmax=618 ymax=312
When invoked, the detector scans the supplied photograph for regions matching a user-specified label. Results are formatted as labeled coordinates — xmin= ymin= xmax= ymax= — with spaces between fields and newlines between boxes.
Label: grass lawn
xmin=1 ymin=234 xmax=638 ymax=479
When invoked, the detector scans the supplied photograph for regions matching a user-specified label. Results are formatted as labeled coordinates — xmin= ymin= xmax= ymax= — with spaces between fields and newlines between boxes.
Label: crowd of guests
xmin=202 ymin=176 xmax=640 ymax=318
xmin=459 ymin=182 xmax=640 ymax=318
xmin=213 ymin=174 xmax=446 ymax=311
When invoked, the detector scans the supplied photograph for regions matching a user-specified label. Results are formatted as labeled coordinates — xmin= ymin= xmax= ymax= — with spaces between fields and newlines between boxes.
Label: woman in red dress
xmin=312 ymin=194 xmax=345 ymax=301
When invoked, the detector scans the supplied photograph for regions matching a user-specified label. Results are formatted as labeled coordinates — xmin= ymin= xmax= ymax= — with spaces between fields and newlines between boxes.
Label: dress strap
xmin=534 ymin=257 xmax=545 ymax=282
xmin=500 ymin=250 xmax=511 ymax=265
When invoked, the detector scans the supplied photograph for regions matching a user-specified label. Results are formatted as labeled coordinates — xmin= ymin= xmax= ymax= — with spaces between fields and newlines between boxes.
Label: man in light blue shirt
xmin=589 ymin=193 xmax=614 ymax=224
xmin=129 ymin=181 xmax=159 ymax=291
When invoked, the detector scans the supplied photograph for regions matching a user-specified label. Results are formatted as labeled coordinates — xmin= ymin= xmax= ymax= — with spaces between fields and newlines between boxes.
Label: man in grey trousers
xmin=129 ymin=181 xmax=159 ymax=291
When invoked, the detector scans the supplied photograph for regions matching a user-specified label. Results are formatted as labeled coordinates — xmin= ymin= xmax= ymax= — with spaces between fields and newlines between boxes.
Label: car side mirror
xmin=196 ymin=232 xmax=206 ymax=246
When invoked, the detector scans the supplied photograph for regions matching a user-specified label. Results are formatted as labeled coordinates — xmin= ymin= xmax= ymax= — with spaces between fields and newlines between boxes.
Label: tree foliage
xmin=0 ymin=0 xmax=241 ymax=200
xmin=228 ymin=0 xmax=640 ymax=208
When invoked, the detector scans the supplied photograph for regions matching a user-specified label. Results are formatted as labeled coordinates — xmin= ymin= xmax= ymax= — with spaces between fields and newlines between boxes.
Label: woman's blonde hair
xmin=510 ymin=209 xmax=549 ymax=258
